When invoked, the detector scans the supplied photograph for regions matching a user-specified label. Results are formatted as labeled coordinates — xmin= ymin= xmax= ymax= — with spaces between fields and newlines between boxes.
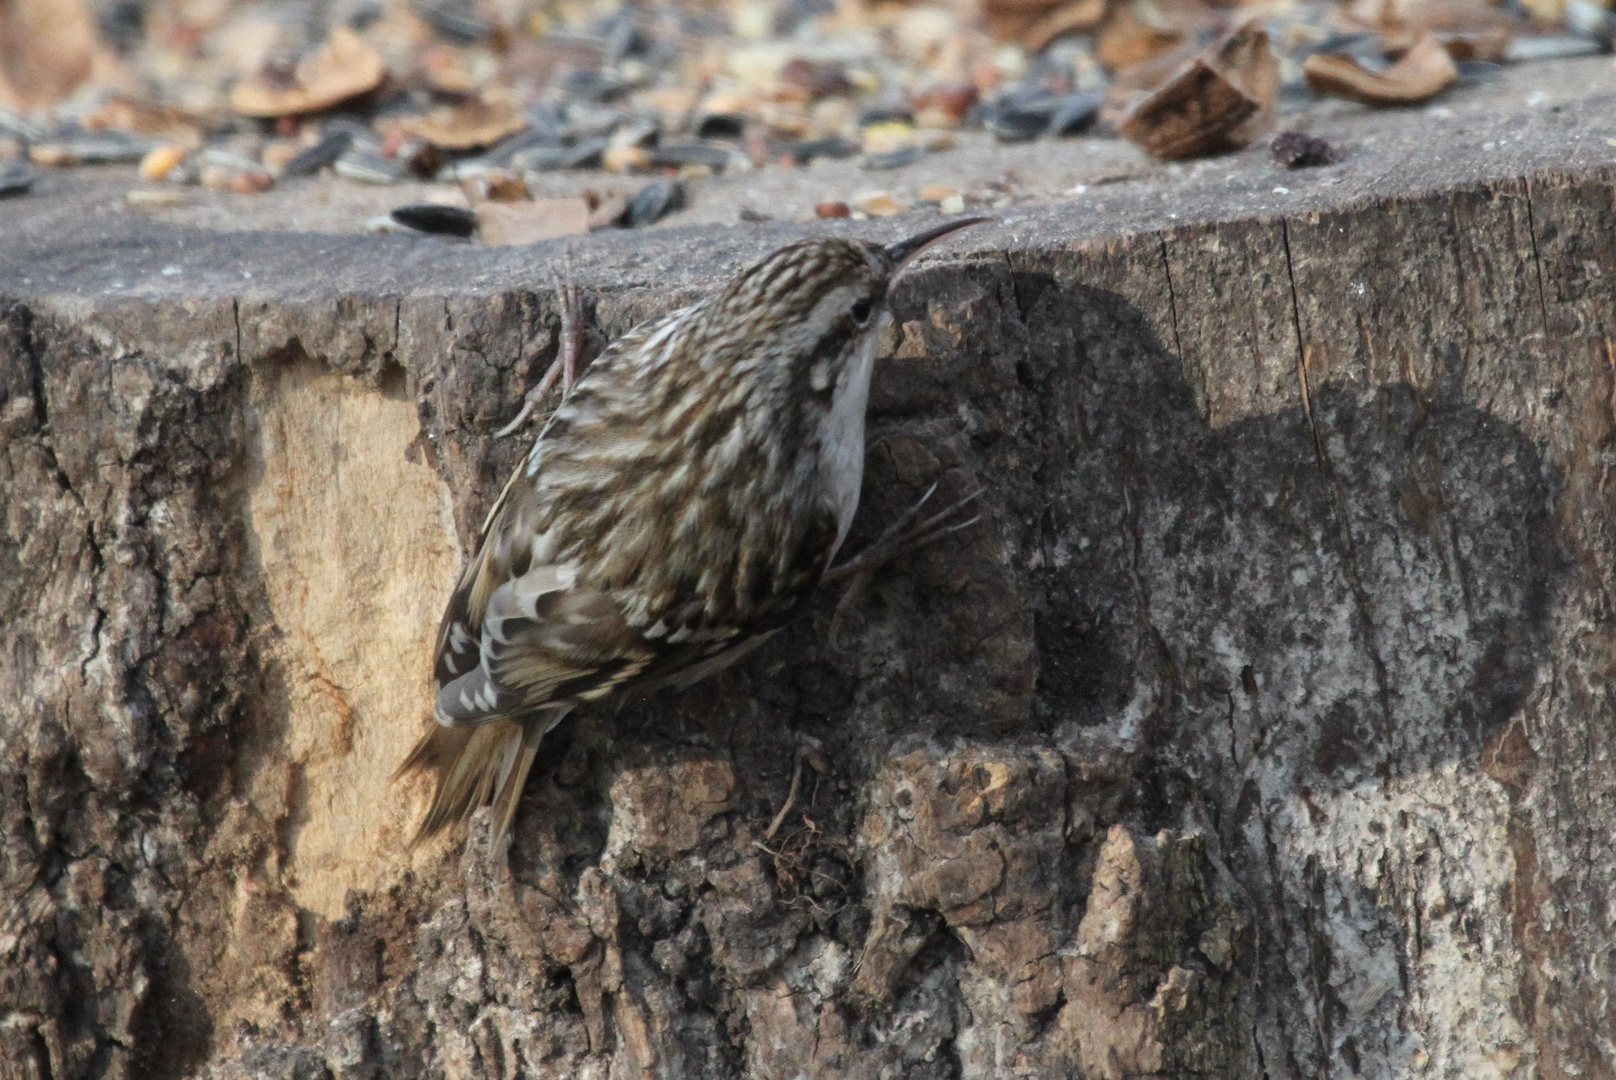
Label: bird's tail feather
xmin=489 ymin=718 xmax=546 ymax=843
xmin=396 ymin=708 xmax=570 ymax=847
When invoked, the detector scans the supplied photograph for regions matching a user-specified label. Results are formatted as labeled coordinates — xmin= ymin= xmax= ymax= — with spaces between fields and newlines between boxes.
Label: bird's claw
xmin=823 ymin=483 xmax=984 ymax=648
xmin=495 ymin=249 xmax=581 ymax=438
xmin=822 ymin=484 xmax=985 ymax=585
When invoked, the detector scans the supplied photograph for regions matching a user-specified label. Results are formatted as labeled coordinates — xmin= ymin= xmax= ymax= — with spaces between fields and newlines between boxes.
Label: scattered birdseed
xmin=854 ymin=190 xmax=905 ymax=217
xmin=277 ymin=130 xmax=353 ymax=178
xmin=625 ymin=179 xmax=687 ymax=228
xmin=0 ymin=0 xmax=1606 ymax=231
xmin=391 ymin=203 xmax=479 ymax=238
xmin=138 ymin=145 xmax=187 ymax=182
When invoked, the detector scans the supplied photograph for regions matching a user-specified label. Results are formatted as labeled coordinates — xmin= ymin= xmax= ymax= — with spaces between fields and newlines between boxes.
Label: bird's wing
xmin=430 ymin=299 xmax=839 ymax=727
xmin=432 ymin=304 xmax=696 ymax=694
xmin=432 ymin=510 xmax=663 ymax=723
xmin=431 ymin=502 xmax=835 ymax=727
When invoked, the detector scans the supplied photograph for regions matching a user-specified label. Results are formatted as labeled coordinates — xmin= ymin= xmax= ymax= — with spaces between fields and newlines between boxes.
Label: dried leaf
xmin=1101 ymin=39 xmax=1199 ymax=125
xmin=1342 ymin=0 xmax=1518 ymax=60
xmin=1116 ymin=23 xmax=1278 ymax=161
xmin=1435 ymin=29 xmax=1509 ymax=61
xmin=1213 ymin=19 xmax=1280 ymax=148
xmin=981 ymin=0 xmax=1072 ymax=44
xmin=0 ymin=0 xmax=100 ymax=110
xmin=482 ymin=174 xmax=530 ymax=202
xmin=84 ymin=99 xmax=202 ymax=145
xmin=477 ymin=198 xmax=590 ymax=245
xmin=402 ymin=97 xmax=527 ymax=151
xmin=1097 ymin=0 xmax=1187 ymax=71
xmin=1020 ymin=0 xmax=1108 ymax=53
xmin=231 ymin=27 xmax=385 ymax=117
xmin=778 ymin=58 xmax=853 ymax=101
xmin=1303 ymin=34 xmax=1457 ymax=105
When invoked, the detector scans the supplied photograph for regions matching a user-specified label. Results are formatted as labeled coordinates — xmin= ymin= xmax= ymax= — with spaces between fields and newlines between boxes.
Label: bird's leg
xmin=822 ymin=483 xmax=983 ymax=643
xmin=822 ymin=483 xmax=983 ymax=586
xmin=555 ymin=248 xmax=580 ymax=396
xmin=495 ymin=250 xmax=582 ymax=437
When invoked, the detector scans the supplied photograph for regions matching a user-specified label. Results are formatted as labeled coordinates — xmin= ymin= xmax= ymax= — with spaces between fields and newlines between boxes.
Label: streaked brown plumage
xmin=400 ymin=218 xmax=986 ymax=846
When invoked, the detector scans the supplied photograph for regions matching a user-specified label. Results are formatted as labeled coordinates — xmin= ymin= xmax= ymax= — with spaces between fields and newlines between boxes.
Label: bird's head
xmin=694 ymin=218 xmax=989 ymax=416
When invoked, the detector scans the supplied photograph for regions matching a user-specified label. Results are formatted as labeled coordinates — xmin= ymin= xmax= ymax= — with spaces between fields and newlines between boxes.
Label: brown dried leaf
xmin=1115 ymin=22 xmax=1278 ymax=161
xmin=1097 ymin=0 xmax=1187 ymax=71
xmin=477 ymin=198 xmax=590 ymax=246
xmin=1380 ymin=0 xmax=1518 ymax=61
xmin=84 ymin=98 xmax=203 ymax=145
xmin=1434 ymin=29 xmax=1509 ymax=62
xmin=231 ymin=26 xmax=385 ymax=117
xmin=982 ymin=0 xmax=1076 ymax=15
xmin=981 ymin=0 xmax=1071 ymax=45
xmin=1213 ymin=18 xmax=1280 ymax=147
xmin=1101 ymin=39 xmax=1199 ymax=125
xmin=1020 ymin=0 xmax=1108 ymax=53
xmin=0 ymin=0 xmax=100 ymax=110
xmin=483 ymin=174 xmax=529 ymax=202
xmin=403 ymin=97 xmax=527 ymax=151
xmin=1303 ymin=34 xmax=1457 ymax=105
xmin=778 ymin=57 xmax=853 ymax=101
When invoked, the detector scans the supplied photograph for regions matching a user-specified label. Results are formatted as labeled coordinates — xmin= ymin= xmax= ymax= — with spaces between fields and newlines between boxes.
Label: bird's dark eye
xmin=850 ymin=297 xmax=873 ymax=326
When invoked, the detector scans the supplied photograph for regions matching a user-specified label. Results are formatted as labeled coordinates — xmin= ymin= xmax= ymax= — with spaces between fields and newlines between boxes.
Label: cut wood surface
xmin=6 ymin=64 xmax=1616 ymax=1080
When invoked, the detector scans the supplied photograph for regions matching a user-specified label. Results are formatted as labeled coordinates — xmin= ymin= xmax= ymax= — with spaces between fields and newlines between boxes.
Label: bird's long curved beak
xmin=886 ymin=216 xmax=992 ymax=267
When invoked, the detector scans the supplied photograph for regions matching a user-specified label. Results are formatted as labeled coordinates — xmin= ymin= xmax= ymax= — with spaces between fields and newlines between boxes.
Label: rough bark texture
xmin=6 ymin=112 xmax=1616 ymax=1078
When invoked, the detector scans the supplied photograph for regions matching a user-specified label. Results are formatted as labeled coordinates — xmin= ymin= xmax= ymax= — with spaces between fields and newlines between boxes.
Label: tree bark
xmin=5 ymin=153 xmax=1616 ymax=1078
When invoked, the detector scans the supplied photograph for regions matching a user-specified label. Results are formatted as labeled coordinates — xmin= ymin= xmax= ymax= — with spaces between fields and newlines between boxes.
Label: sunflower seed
xmin=862 ymin=146 xmax=921 ymax=170
xmin=791 ymin=135 xmax=859 ymax=165
xmin=278 ymin=129 xmax=353 ymax=177
xmin=624 ymin=179 xmax=686 ymax=227
xmin=649 ymin=142 xmax=734 ymax=170
xmin=391 ymin=203 xmax=478 ymax=237
xmin=415 ymin=1 xmax=488 ymax=42
xmin=695 ymin=113 xmax=746 ymax=140
xmin=334 ymin=148 xmax=406 ymax=184
xmin=561 ymin=137 xmax=610 ymax=169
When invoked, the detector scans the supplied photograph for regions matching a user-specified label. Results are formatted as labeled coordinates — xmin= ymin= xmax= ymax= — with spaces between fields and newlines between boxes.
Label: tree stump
xmin=5 ymin=76 xmax=1616 ymax=1079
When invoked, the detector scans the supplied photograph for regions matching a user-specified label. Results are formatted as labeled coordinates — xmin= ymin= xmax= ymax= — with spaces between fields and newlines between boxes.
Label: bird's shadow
xmin=524 ymin=261 xmax=1562 ymax=841
xmin=502 ymin=264 xmax=1564 ymax=1073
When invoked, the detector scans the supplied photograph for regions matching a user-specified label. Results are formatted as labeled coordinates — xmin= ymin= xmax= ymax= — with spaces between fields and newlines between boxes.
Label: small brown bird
xmin=400 ymin=217 xmax=987 ymax=846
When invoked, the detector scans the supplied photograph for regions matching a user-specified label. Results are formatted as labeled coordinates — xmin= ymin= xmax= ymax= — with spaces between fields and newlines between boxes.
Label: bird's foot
xmin=495 ymin=249 xmax=583 ymax=437
xmin=823 ymin=483 xmax=983 ymax=642
xmin=823 ymin=482 xmax=983 ymax=586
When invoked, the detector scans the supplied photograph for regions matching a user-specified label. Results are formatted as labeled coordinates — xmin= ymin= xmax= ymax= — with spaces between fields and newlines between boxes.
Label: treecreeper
xmin=399 ymin=217 xmax=989 ymax=847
